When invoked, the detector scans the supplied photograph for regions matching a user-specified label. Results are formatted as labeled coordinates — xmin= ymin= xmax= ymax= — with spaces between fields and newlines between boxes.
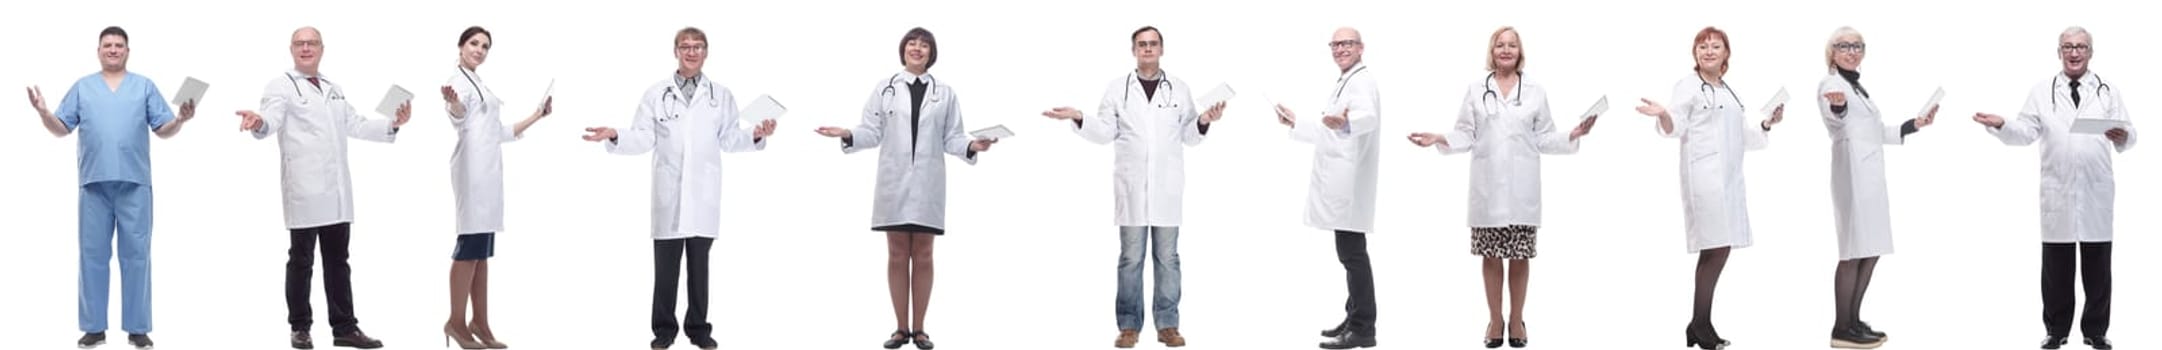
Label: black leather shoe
xmin=331 ymin=331 xmax=383 ymax=349
xmin=1319 ymin=330 xmax=1376 ymax=349
xmin=1854 ymin=321 xmax=1886 ymax=338
xmin=126 ymin=334 xmax=154 ymax=350
xmin=1830 ymin=325 xmax=1884 ymax=349
xmin=77 ymin=332 xmax=107 ymax=349
xmin=880 ymin=329 xmax=911 ymax=349
xmin=291 ymin=331 xmax=314 ymax=349
xmin=2041 ymin=335 xmax=2069 ymax=349
xmin=1483 ymin=338 xmax=1503 ymax=348
xmin=1508 ymin=321 xmax=1528 ymax=348
xmin=911 ymin=331 xmax=935 ymax=350
xmin=649 ymin=338 xmax=673 ymax=350
xmin=689 ymin=337 xmax=719 ymax=350
xmin=2083 ymin=336 xmax=2113 ymax=350
xmin=1321 ymin=320 xmax=1349 ymax=338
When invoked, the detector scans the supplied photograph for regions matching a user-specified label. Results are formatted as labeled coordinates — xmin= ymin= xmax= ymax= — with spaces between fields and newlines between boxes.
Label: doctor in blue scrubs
xmin=27 ymin=26 xmax=200 ymax=350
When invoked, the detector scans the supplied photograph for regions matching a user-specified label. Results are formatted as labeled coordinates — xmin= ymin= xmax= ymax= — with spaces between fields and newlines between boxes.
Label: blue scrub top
xmin=54 ymin=72 xmax=174 ymax=187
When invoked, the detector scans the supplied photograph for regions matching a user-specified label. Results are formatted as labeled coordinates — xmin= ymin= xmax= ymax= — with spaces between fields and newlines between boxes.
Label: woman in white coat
xmin=1408 ymin=26 xmax=1593 ymax=349
xmin=1814 ymin=26 xmax=1937 ymax=350
xmin=813 ymin=27 xmax=996 ymax=350
xmin=437 ymin=26 xmax=551 ymax=350
xmin=1631 ymin=26 xmax=1784 ymax=350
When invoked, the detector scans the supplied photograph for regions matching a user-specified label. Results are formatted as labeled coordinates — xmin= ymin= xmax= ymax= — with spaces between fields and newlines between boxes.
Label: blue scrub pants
xmin=79 ymin=181 xmax=153 ymax=334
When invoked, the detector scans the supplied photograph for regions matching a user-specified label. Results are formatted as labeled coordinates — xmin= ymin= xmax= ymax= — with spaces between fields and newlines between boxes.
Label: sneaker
xmin=126 ymin=334 xmax=154 ymax=350
xmin=76 ymin=332 xmax=107 ymax=349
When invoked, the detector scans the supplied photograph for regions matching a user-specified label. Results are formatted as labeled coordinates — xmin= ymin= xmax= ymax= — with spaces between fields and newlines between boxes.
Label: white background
xmin=1 ymin=0 xmax=2154 ymax=349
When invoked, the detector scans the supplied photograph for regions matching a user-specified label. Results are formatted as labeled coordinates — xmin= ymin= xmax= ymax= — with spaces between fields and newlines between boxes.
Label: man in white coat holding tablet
xmin=580 ymin=27 xmax=777 ymax=350
xmin=1275 ymin=27 xmax=1382 ymax=350
xmin=1971 ymin=26 xmax=2132 ymax=350
xmin=234 ymin=26 xmax=403 ymax=350
xmin=1040 ymin=26 xmax=1226 ymax=349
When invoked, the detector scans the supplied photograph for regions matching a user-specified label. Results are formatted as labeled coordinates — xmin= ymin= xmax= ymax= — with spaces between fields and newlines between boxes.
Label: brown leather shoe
xmin=1158 ymin=328 xmax=1186 ymax=347
xmin=1114 ymin=329 xmax=1140 ymax=348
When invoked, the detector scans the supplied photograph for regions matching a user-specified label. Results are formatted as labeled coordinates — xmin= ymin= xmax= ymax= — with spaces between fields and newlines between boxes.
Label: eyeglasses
xmin=677 ymin=44 xmax=707 ymax=53
xmin=1328 ymin=40 xmax=1361 ymax=49
xmin=1833 ymin=42 xmax=1865 ymax=53
xmin=2060 ymin=44 xmax=2091 ymax=53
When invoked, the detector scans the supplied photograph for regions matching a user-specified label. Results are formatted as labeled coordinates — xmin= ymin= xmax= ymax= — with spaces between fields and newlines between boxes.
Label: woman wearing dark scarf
xmin=1814 ymin=26 xmax=1939 ymax=349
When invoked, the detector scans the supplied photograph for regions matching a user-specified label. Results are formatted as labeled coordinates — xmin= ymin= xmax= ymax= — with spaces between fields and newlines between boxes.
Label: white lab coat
xmin=605 ymin=74 xmax=768 ymax=240
xmin=1816 ymin=74 xmax=1903 ymax=259
xmin=1987 ymin=72 xmax=2137 ymax=243
xmin=1436 ymin=75 xmax=1579 ymax=228
xmin=1290 ymin=63 xmax=1382 ymax=233
xmin=249 ymin=70 xmax=399 ymax=229
xmin=841 ymin=72 xmax=978 ymax=231
xmin=446 ymin=67 xmax=518 ymax=235
xmin=1071 ymin=71 xmax=1206 ymax=227
xmin=1657 ymin=75 xmax=1771 ymax=253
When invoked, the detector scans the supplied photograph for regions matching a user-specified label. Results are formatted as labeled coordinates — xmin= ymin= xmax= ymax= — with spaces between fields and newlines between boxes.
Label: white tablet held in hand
xmin=376 ymin=85 xmax=413 ymax=117
xmin=1761 ymin=87 xmax=1789 ymax=115
xmin=740 ymin=94 xmax=787 ymax=122
xmin=970 ymin=124 xmax=1014 ymax=140
xmin=174 ymin=77 xmax=209 ymax=107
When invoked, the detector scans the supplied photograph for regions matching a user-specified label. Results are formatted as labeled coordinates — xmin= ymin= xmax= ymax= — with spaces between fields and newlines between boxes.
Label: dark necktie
xmin=2069 ymin=80 xmax=2082 ymax=107
xmin=306 ymin=77 xmax=320 ymax=88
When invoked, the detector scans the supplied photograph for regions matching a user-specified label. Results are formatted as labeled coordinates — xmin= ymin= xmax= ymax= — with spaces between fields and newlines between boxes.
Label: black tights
xmin=1833 ymin=257 xmax=1881 ymax=331
xmin=1689 ymin=247 xmax=1731 ymax=339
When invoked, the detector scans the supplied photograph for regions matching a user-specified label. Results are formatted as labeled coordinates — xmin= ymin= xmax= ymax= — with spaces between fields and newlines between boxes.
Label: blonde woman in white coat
xmin=813 ymin=27 xmax=995 ymax=350
xmin=1631 ymin=26 xmax=1784 ymax=350
xmin=1815 ymin=26 xmax=1937 ymax=350
xmin=1409 ymin=26 xmax=1593 ymax=349
xmin=437 ymin=26 xmax=552 ymax=350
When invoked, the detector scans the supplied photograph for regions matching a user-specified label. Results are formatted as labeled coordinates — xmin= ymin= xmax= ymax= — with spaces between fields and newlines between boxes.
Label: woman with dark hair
xmin=1631 ymin=26 xmax=1785 ymax=350
xmin=438 ymin=25 xmax=551 ymax=350
xmin=815 ymin=27 xmax=998 ymax=350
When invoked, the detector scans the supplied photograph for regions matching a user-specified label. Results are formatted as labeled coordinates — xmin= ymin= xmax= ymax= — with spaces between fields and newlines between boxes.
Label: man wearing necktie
xmin=1972 ymin=26 xmax=2133 ymax=350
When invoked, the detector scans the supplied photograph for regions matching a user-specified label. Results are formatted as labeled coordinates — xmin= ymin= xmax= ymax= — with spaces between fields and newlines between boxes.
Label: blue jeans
xmin=1117 ymin=226 xmax=1181 ymax=330
xmin=80 ymin=181 xmax=154 ymax=334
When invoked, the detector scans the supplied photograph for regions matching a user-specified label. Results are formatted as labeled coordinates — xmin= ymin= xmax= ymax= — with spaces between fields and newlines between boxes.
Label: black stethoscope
xmin=1122 ymin=71 xmax=1177 ymax=109
xmin=1331 ymin=65 xmax=1369 ymax=99
xmin=658 ymin=75 xmax=721 ymax=122
xmin=457 ymin=67 xmax=488 ymax=105
xmin=2052 ymin=74 xmax=2112 ymax=110
xmin=879 ymin=73 xmax=943 ymax=112
xmin=1481 ymin=71 xmax=1524 ymax=112
xmin=1697 ymin=78 xmax=1744 ymax=112
xmin=284 ymin=73 xmax=343 ymax=106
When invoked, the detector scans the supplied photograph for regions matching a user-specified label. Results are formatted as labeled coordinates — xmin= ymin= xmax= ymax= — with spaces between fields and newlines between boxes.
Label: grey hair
xmin=1824 ymin=26 xmax=1863 ymax=73
xmin=2060 ymin=26 xmax=2092 ymax=47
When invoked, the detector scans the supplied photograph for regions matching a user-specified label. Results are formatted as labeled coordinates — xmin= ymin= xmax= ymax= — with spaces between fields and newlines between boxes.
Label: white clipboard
xmin=970 ymin=124 xmax=1014 ymax=139
xmin=375 ymin=85 xmax=412 ymax=117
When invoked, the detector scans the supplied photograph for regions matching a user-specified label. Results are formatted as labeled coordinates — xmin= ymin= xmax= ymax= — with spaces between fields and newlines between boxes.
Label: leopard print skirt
xmin=1470 ymin=225 xmax=1539 ymax=259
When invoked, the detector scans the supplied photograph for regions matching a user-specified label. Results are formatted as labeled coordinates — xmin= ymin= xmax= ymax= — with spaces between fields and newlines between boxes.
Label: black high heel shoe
xmin=1483 ymin=322 xmax=1504 ymax=349
xmin=1684 ymin=326 xmax=1728 ymax=350
xmin=1508 ymin=322 xmax=1528 ymax=348
xmin=882 ymin=329 xmax=912 ymax=349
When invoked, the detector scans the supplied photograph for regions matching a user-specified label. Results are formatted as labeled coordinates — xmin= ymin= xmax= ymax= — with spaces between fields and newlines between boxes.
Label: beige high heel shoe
xmin=469 ymin=322 xmax=508 ymax=349
xmin=443 ymin=324 xmax=488 ymax=349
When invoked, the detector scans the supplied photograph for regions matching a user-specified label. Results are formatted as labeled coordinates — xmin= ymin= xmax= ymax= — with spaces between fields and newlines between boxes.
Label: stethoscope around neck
xmin=1122 ymin=71 xmax=1177 ymax=109
xmin=284 ymin=73 xmax=343 ymax=106
xmin=1697 ymin=76 xmax=1745 ymax=112
xmin=656 ymin=75 xmax=720 ymax=122
xmin=1481 ymin=71 xmax=1524 ymax=113
xmin=879 ymin=73 xmax=942 ymax=111
xmin=2052 ymin=73 xmax=2113 ymax=110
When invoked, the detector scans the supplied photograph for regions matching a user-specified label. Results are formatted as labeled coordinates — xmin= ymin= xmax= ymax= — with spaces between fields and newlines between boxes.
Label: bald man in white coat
xmin=1277 ymin=27 xmax=1382 ymax=350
